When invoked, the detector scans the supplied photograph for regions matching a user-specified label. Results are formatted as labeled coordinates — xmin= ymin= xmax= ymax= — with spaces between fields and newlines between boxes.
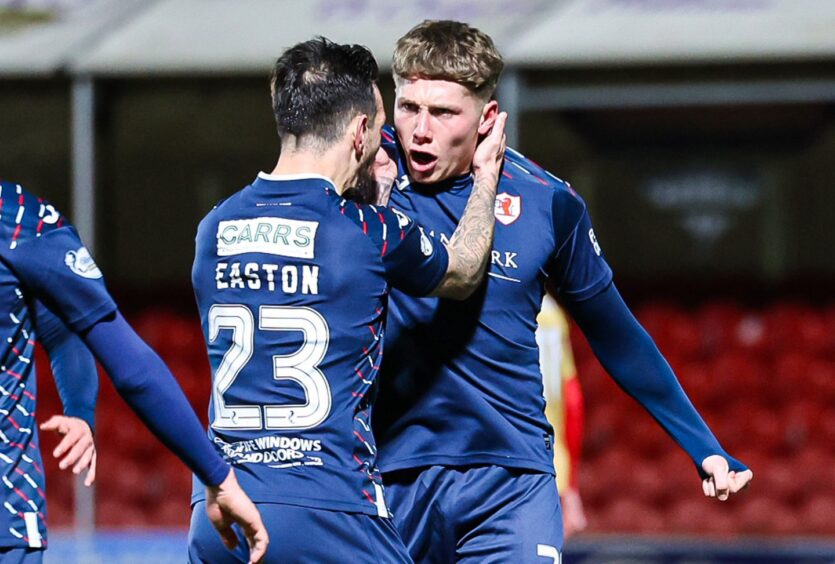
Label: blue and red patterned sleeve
xmin=338 ymin=199 xmax=449 ymax=296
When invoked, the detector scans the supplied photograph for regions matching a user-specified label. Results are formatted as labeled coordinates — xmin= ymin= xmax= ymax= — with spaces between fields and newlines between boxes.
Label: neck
xmin=271 ymin=144 xmax=355 ymax=195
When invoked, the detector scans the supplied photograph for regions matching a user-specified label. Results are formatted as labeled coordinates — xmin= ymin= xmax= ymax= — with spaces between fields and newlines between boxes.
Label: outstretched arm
xmin=80 ymin=311 xmax=228 ymax=485
xmin=430 ymin=112 xmax=507 ymax=300
xmin=80 ymin=312 xmax=269 ymax=561
xmin=563 ymin=283 xmax=753 ymax=500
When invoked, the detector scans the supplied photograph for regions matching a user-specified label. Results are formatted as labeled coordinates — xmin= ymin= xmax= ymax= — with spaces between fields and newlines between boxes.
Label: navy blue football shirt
xmin=191 ymin=172 xmax=448 ymax=516
xmin=0 ymin=182 xmax=116 ymax=548
xmin=374 ymin=126 xmax=612 ymax=475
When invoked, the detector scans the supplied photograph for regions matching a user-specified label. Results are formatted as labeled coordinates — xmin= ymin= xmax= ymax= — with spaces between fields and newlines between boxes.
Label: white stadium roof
xmin=0 ymin=0 xmax=833 ymax=77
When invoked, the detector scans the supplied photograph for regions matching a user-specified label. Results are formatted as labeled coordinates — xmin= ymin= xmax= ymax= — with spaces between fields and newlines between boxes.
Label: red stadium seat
xmin=807 ymin=358 xmax=835 ymax=404
xmin=779 ymin=399 xmax=822 ymax=453
xmin=732 ymin=312 xmax=767 ymax=353
xmin=800 ymin=495 xmax=835 ymax=535
xmin=758 ymin=458 xmax=804 ymax=506
xmin=597 ymin=497 xmax=666 ymax=534
xmin=583 ymin=402 xmax=625 ymax=458
xmin=811 ymin=408 xmax=835 ymax=445
xmin=696 ymin=301 xmax=743 ymax=355
xmin=736 ymin=497 xmax=791 ymax=535
xmin=623 ymin=413 xmax=669 ymax=459
xmin=666 ymin=497 xmax=734 ymax=536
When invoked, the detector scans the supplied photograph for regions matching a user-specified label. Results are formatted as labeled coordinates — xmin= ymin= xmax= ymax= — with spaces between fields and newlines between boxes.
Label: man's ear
xmin=353 ymin=114 xmax=369 ymax=159
xmin=477 ymin=100 xmax=499 ymax=136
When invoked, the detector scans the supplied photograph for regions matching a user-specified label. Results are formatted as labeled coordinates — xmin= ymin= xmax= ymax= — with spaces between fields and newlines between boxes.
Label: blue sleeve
xmin=35 ymin=302 xmax=98 ymax=431
xmin=563 ymin=283 xmax=747 ymax=477
xmin=340 ymin=201 xmax=449 ymax=296
xmin=81 ymin=311 xmax=230 ymax=487
xmin=1 ymin=226 xmax=116 ymax=332
xmin=546 ymin=189 xmax=613 ymax=302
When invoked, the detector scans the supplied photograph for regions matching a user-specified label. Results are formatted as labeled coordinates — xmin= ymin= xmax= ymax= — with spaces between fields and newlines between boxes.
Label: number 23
xmin=208 ymin=304 xmax=332 ymax=431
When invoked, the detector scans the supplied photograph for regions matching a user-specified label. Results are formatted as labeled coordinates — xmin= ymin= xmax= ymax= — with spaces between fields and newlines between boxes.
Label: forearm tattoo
xmin=434 ymin=169 xmax=498 ymax=298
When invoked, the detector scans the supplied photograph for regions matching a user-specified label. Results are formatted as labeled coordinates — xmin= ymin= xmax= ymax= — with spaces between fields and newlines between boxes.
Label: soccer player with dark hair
xmin=0 ymin=182 xmax=268 ymax=563
xmin=187 ymin=37 xmax=505 ymax=563
xmin=372 ymin=20 xmax=753 ymax=562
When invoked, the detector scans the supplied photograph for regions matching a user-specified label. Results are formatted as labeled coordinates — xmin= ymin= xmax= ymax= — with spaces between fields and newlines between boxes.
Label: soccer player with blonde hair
xmin=373 ymin=20 xmax=752 ymax=562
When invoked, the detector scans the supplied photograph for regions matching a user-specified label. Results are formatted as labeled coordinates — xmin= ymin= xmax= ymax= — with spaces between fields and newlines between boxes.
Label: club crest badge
xmin=494 ymin=193 xmax=521 ymax=226
xmin=65 ymin=247 xmax=103 ymax=279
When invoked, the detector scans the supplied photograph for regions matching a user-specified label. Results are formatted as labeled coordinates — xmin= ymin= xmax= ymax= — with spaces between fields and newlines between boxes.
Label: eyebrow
xmin=397 ymin=97 xmax=461 ymax=113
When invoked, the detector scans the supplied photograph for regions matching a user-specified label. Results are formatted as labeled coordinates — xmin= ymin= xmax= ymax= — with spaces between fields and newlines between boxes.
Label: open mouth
xmin=409 ymin=150 xmax=438 ymax=166
xmin=409 ymin=150 xmax=438 ymax=171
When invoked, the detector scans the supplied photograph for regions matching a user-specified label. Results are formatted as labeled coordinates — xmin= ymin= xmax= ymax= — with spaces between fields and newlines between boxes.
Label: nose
xmin=412 ymin=111 xmax=431 ymax=143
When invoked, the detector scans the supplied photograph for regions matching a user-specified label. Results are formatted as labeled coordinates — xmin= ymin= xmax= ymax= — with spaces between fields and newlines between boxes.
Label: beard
xmin=344 ymin=150 xmax=378 ymax=205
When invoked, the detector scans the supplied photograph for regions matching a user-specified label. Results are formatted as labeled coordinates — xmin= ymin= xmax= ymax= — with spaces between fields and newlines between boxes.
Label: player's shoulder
xmin=336 ymin=197 xmax=416 ymax=256
xmin=337 ymin=198 xmax=409 ymax=232
xmin=205 ymin=186 xmax=249 ymax=218
xmin=504 ymin=149 xmax=588 ymax=214
xmin=502 ymin=149 xmax=579 ymax=199
xmin=196 ymin=184 xmax=252 ymax=230
xmin=0 ymin=181 xmax=67 ymax=249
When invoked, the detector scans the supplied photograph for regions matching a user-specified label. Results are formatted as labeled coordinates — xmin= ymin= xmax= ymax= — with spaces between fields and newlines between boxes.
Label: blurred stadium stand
xmin=5 ymin=0 xmax=835 ymax=561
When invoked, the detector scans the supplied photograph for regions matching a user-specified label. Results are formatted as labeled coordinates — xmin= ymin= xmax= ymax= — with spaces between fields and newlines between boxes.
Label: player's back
xmin=192 ymin=172 xmax=404 ymax=516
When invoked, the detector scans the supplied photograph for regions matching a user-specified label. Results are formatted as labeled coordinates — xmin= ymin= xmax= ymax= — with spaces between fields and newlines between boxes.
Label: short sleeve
xmin=1 ymin=226 xmax=117 ymax=332
xmin=546 ymin=189 xmax=613 ymax=302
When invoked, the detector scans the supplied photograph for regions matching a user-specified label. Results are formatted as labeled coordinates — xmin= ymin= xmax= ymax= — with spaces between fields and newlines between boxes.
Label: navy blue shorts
xmin=384 ymin=465 xmax=563 ymax=564
xmin=188 ymin=501 xmax=412 ymax=563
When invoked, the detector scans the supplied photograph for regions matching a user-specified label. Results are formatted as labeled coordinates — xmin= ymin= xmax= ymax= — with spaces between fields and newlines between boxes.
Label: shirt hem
xmin=68 ymin=301 xmax=117 ymax=333
xmin=560 ymin=272 xmax=613 ymax=303
xmin=190 ymin=492 xmax=382 ymax=517
xmin=378 ymin=454 xmax=555 ymax=476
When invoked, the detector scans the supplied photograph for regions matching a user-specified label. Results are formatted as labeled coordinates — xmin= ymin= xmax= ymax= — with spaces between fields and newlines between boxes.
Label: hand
xmin=205 ymin=468 xmax=269 ymax=564
xmin=560 ymin=486 xmax=588 ymax=539
xmin=472 ymin=112 xmax=508 ymax=180
xmin=701 ymin=455 xmax=753 ymax=501
xmin=372 ymin=146 xmax=398 ymax=206
xmin=40 ymin=415 xmax=96 ymax=486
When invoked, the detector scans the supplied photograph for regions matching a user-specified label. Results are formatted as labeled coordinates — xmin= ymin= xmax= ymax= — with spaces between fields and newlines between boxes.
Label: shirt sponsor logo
xmin=217 ymin=217 xmax=317 ymax=259
xmin=64 ymin=247 xmax=103 ymax=279
xmin=491 ymin=250 xmax=518 ymax=269
xmin=495 ymin=193 xmax=521 ymax=225
xmin=215 ymin=435 xmax=324 ymax=469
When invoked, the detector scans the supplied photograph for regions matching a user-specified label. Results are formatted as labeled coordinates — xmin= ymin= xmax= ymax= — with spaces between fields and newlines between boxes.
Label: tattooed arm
xmin=371 ymin=147 xmax=398 ymax=207
xmin=430 ymin=112 xmax=507 ymax=300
